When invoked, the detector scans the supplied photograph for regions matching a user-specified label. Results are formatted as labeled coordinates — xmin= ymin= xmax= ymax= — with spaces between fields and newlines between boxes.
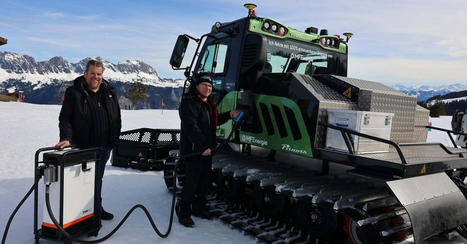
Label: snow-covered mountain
xmin=392 ymin=83 xmax=467 ymax=102
xmin=0 ymin=51 xmax=185 ymax=108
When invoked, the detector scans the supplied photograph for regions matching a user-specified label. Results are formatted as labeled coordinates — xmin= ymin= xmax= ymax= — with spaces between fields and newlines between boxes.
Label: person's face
xmin=84 ymin=65 xmax=103 ymax=91
xmin=196 ymin=82 xmax=212 ymax=98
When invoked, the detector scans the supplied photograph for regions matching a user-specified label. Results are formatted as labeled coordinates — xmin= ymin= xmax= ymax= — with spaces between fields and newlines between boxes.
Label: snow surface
xmin=428 ymin=96 xmax=467 ymax=105
xmin=0 ymin=102 xmax=465 ymax=243
xmin=0 ymin=102 xmax=254 ymax=244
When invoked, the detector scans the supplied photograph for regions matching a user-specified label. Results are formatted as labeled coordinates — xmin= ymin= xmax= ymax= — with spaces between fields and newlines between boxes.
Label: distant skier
xmin=55 ymin=59 xmax=121 ymax=228
xmin=178 ymin=73 xmax=239 ymax=227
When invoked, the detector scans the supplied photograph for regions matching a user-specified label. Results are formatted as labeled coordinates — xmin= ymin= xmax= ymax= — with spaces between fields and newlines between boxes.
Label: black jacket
xmin=179 ymin=86 xmax=230 ymax=156
xmin=59 ymin=76 xmax=121 ymax=148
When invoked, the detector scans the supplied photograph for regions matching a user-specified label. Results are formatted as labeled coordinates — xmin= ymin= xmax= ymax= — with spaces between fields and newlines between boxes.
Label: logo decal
xmin=281 ymin=144 xmax=307 ymax=154
xmin=240 ymin=135 xmax=268 ymax=146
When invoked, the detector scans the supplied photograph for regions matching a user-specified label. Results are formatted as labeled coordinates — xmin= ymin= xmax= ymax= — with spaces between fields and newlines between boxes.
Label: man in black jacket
xmin=56 ymin=59 xmax=121 ymax=222
xmin=178 ymin=74 xmax=239 ymax=227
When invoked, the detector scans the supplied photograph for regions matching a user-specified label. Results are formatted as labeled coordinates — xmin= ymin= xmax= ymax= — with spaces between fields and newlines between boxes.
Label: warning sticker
xmin=342 ymin=87 xmax=352 ymax=99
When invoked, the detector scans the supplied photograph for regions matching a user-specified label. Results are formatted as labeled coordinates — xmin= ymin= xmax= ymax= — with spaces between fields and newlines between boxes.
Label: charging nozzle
xmin=43 ymin=166 xmax=57 ymax=185
xmin=233 ymin=111 xmax=245 ymax=123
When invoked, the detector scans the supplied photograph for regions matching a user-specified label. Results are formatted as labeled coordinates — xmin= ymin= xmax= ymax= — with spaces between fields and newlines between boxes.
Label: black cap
xmin=194 ymin=73 xmax=213 ymax=85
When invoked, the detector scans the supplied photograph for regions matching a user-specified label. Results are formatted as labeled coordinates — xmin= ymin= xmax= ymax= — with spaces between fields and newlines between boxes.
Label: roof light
xmin=214 ymin=22 xmax=222 ymax=32
xmin=305 ymin=27 xmax=318 ymax=34
xmin=278 ymin=26 xmax=286 ymax=36
xmin=271 ymin=24 xmax=278 ymax=32
xmin=319 ymin=29 xmax=328 ymax=36
xmin=263 ymin=21 xmax=270 ymax=30
xmin=320 ymin=38 xmax=326 ymax=46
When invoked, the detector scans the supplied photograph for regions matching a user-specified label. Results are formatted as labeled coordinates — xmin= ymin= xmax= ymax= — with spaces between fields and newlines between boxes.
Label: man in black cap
xmin=177 ymin=73 xmax=239 ymax=227
xmin=56 ymin=59 xmax=121 ymax=224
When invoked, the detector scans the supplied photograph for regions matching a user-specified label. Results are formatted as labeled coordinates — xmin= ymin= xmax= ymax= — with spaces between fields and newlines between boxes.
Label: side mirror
xmin=170 ymin=35 xmax=189 ymax=68
xmin=238 ymin=34 xmax=266 ymax=89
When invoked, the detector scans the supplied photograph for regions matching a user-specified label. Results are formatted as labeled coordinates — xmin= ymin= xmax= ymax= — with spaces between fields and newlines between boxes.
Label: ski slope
xmin=0 ymin=102 xmax=464 ymax=243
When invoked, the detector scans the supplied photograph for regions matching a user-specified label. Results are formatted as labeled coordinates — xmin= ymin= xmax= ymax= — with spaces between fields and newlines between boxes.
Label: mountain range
xmin=0 ymin=51 xmax=185 ymax=109
xmin=391 ymin=83 xmax=467 ymax=102
xmin=1 ymin=51 xmax=467 ymax=109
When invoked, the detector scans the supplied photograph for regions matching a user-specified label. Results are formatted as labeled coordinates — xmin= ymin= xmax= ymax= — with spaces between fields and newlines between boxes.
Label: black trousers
xmin=94 ymin=146 xmax=112 ymax=222
xmin=179 ymin=155 xmax=212 ymax=218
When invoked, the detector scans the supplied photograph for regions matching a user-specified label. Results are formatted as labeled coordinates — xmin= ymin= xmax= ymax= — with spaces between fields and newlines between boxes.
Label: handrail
xmin=398 ymin=142 xmax=465 ymax=158
xmin=322 ymin=123 xmax=408 ymax=165
xmin=423 ymin=125 xmax=467 ymax=149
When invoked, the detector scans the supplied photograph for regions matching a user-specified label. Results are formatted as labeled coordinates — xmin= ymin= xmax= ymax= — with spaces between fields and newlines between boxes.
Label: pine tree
xmin=428 ymin=99 xmax=446 ymax=117
xmin=126 ymin=75 xmax=147 ymax=110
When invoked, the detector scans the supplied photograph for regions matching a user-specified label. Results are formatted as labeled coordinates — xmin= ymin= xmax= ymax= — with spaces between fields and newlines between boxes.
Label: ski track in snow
xmin=0 ymin=102 xmax=464 ymax=243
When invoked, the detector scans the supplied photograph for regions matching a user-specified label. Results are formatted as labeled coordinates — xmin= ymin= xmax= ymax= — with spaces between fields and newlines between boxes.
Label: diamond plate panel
xmin=331 ymin=75 xmax=406 ymax=96
xmin=326 ymin=75 xmax=418 ymax=144
xmin=301 ymin=76 xmax=351 ymax=102
xmin=359 ymin=89 xmax=417 ymax=143
xmin=413 ymin=105 xmax=429 ymax=142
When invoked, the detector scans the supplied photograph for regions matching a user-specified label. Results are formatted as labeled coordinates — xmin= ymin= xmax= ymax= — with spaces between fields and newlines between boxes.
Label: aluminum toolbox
xmin=326 ymin=109 xmax=393 ymax=154
xmin=314 ymin=75 xmax=425 ymax=143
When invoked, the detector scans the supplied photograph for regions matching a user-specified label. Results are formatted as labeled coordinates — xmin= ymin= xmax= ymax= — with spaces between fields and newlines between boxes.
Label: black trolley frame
xmin=33 ymin=147 xmax=100 ymax=243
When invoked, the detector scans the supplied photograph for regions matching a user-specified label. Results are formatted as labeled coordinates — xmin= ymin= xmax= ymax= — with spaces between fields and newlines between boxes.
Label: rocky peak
xmin=0 ymin=51 xmax=37 ymax=73
xmin=117 ymin=60 xmax=157 ymax=75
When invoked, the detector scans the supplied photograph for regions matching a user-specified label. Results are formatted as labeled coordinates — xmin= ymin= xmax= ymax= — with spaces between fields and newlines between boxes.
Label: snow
xmin=426 ymin=116 xmax=456 ymax=147
xmin=0 ymin=102 xmax=464 ymax=243
xmin=0 ymin=102 xmax=254 ymax=244
xmin=427 ymin=96 xmax=467 ymax=106
xmin=0 ymin=66 xmax=183 ymax=88
xmin=444 ymin=96 xmax=467 ymax=103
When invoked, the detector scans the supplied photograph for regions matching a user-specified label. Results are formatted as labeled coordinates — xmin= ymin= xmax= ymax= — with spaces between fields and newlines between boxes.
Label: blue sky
xmin=1 ymin=0 xmax=467 ymax=85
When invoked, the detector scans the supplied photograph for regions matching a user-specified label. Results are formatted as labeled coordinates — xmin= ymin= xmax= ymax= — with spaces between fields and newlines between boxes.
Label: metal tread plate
xmin=387 ymin=173 xmax=467 ymax=243
xmin=317 ymin=145 xmax=467 ymax=177
xmin=299 ymin=75 xmax=355 ymax=103
xmin=362 ymin=144 xmax=465 ymax=164
xmin=331 ymin=75 xmax=408 ymax=96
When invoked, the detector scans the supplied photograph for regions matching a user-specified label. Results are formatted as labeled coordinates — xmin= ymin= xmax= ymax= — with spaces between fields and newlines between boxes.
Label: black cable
xmin=1 ymin=177 xmax=40 ymax=244
xmin=3 ymin=115 xmax=244 ymax=244
xmin=44 ymin=160 xmax=178 ymax=243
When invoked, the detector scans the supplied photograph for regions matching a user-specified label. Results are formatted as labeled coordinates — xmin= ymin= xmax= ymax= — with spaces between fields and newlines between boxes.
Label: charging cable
xmin=2 ymin=112 xmax=244 ymax=243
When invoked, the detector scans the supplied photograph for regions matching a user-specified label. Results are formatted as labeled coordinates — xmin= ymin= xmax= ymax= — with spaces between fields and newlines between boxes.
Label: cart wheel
xmin=163 ymin=157 xmax=184 ymax=192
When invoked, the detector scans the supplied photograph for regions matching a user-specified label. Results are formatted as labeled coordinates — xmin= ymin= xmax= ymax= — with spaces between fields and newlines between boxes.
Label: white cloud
xmin=4 ymin=0 xmax=467 ymax=82
xmin=43 ymin=11 xmax=66 ymax=18
xmin=26 ymin=36 xmax=80 ymax=48
xmin=349 ymin=57 xmax=467 ymax=85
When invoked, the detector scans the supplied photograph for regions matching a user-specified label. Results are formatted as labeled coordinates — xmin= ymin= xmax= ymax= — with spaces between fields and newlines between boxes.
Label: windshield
xmin=263 ymin=36 xmax=347 ymax=76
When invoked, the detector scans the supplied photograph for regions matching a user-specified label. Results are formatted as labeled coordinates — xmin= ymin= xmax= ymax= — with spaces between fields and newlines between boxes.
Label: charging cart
xmin=34 ymin=147 xmax=101 ymax=242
